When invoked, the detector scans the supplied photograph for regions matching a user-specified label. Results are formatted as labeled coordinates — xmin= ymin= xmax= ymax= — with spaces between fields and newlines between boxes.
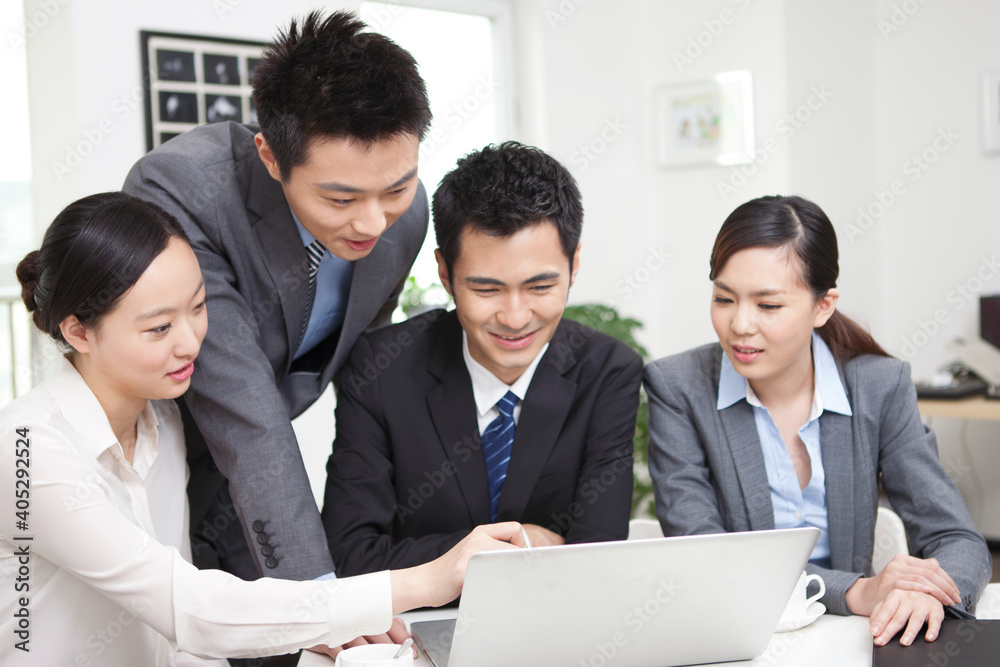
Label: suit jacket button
xmin=265 ymin=556 xmax=279 ymax=569
xmin=261 ymin=544 xmax=274 ymax=556
xmin=252 ymin=520 xmax=265 ymax=533
xmin=257 ymin=532 xmax=270 ymax=544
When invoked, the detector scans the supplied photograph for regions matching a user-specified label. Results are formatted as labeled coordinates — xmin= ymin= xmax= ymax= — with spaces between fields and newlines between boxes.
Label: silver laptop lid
xmin=439 ymin=528 xmax=818 ymax=667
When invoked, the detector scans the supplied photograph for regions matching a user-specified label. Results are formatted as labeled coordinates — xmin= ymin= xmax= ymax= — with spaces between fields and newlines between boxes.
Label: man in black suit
xmin=322 ymin=142 xmax=642 ymax=582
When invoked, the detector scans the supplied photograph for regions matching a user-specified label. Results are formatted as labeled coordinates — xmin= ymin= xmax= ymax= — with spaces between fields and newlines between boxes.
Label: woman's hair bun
xmin=16 ymin=251 xmax=41 ymax=313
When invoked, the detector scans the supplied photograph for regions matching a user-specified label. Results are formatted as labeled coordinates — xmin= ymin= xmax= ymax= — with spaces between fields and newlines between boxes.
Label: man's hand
xmin=521 ymin=523 xmax=565 ymax=547
xmin=869 ymin=590 xmax=946 ymax=646
xmin=307 ymin=617 xmax=411 ymax=658
xmin=845 ymin=554 xmax=961 ymax=617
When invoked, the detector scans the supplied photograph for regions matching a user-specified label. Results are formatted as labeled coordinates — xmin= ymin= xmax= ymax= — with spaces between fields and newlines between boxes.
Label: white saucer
xmin=775 ymin=600 xmax=826 ymax=632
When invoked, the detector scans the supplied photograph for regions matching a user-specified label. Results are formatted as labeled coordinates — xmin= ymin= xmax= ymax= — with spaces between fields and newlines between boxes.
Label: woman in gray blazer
xmin=645 ymin=195 xmax=990 ymax=648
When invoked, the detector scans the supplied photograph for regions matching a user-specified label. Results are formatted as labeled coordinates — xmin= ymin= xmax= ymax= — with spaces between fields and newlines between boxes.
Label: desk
xmin=299 ymin=583 xmax=1000 ymax=667
xmin=918 ymin=396 xmax=1000 ymax=421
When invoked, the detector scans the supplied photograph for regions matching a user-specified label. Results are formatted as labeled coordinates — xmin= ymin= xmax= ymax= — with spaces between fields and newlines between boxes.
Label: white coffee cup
xmin=780 ymin=570 xmax=825 ymax=620
xmin=333 ymin=644 xmax=414 ymax=667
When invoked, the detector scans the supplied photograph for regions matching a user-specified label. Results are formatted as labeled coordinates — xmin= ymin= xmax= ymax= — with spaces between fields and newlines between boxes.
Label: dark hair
xmin=432 ymin=141 xmax=583 ymax=276
xmin=16 ymin=192 xmax=189 ymax=345
xmin=252 ymin=10 xmax=431 ymax=179
xmin=709 ymin=194 xmax=888 ymax=360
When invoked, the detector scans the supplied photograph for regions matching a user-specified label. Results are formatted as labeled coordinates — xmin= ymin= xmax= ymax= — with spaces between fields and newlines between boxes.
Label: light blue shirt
xmin=291 ymin=211 xmax=354 ymax=360
xmin=717 ymin=332 xmax=852 ymax=567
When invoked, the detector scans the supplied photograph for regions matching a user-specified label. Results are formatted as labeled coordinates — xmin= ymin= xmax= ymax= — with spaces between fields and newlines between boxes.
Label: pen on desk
xmin=521 ymin=526 xmax=532 ymax=548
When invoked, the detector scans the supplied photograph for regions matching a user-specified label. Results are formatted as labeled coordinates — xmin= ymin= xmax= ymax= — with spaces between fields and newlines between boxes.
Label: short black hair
xmin=433 ymin=141 xmax=583 ymax=276
xmin=17 ymin=193 xmax=188 ymax=345
xmin=252 ymin=10 xmax=431 ymax=179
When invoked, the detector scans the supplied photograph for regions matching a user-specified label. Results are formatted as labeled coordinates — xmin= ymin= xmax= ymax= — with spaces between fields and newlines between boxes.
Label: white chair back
xmin=872 ymin=505 xmax=909 ymax=574
xmin=627 ymin=517 xmax=664 ymax=540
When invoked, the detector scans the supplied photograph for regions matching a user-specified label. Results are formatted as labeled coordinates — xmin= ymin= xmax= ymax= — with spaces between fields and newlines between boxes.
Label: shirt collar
xmin=716 ymin=332 xmax=852 ymax=417
xmin=290 ymin=208 xmax=321 ymax=249
xmin=43 ymin=357 xmax=162 ymax=465
xmin=462 ymin=330 xmax=548 ymax=418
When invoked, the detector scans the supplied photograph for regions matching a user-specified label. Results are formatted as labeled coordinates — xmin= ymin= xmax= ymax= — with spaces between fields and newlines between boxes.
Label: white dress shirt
xmin=0 ymin=358 xmax=390 ymax=666
xmin=462 ymin=332 xmax=549 ymax=435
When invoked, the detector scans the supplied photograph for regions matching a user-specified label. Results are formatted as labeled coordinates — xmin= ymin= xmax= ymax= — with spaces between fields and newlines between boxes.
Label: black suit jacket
xmin=322 ymin=309 xmax=642 ymax=576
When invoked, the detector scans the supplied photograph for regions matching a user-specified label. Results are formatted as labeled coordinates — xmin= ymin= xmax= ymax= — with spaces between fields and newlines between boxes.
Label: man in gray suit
xmin=123 ymin=11 xmax=430 ymax=588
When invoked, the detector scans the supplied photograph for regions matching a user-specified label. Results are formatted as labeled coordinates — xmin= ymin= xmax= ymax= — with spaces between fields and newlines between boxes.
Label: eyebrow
xmin=464 ymin=272 xmax=562 ymax=286
xmin=315 ymin=167 xmax=418 ymax=194
xmin=136 ymin=279 xmax=206 ymax=320
xmin=713 ymin=281 xmax=786 ymax=297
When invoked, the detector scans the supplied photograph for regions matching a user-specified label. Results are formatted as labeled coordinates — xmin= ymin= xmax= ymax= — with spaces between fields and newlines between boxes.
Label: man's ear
xmin=59 ymin=315 xmax=93 ymax=354
xmin=255 ymin=133 xmax=283 ymax=182
xmin=813 ymin=288 xmax=840 ymax=328
xmin=569 ymin=243 xmax=582 ymax=288
xmin=435 ymin=249 xmax=453 ymax=296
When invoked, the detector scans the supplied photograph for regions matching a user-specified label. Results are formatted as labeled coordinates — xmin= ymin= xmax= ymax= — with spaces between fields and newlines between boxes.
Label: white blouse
xmin=0 ymin=359 xmax=390 ymax=665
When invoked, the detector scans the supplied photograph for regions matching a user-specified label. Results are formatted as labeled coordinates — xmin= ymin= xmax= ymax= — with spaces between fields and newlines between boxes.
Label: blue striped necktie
xmin=300 ymin=239 xmax=326 ymax=343
xmin=483 ymin=390 xmax=518 ymax=523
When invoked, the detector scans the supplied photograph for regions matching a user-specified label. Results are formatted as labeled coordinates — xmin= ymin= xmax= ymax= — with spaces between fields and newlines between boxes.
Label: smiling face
xmin=65 ymin=237 xmax=208 ymax=406
xmin=710 ymin=246 xmax=838 ymax=391
xmin=438 ymin=222 xmax=580 ymax=385
xmin=256 ymin=132 xmax=420 ymax=260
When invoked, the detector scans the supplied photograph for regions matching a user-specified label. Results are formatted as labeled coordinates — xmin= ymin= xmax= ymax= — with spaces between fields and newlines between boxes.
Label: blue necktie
xmin=482 ymin=391 xmax=518 ymax=523
xmin=299 ymin=239 xmax=326 ymax=344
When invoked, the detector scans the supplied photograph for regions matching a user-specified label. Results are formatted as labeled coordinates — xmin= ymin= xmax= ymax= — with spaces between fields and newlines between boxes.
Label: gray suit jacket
xmin=123 ymin=122 xmax=427 ymax=580
xmin=644 ymin=343 xmax=991 ymax=617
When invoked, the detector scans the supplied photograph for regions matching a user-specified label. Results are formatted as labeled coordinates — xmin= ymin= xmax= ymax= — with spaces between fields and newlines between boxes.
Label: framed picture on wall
xmin=140 ymin=31 xmax=266 ymax=152
xmin=654 ymin=70 xmax=755 ymax=168
xmin=983 ymin=70 xmax=1000 ymax=153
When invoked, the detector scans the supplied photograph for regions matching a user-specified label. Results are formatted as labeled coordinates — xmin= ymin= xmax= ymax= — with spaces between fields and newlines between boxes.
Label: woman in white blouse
xmin=0 ymin=193 xmax=524 ymax=666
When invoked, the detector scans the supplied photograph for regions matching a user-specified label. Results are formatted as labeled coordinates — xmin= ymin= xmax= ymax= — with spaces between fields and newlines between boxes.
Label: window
xmin=359 ymin=1 xmax=514 ymax=311
xmin=1 ymin=0 xmax=35 ymax=402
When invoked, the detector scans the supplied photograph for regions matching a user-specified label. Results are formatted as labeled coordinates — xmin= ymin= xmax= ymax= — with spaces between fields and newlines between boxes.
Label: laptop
xmin=412 ymin=527 xmax=819 ymax=667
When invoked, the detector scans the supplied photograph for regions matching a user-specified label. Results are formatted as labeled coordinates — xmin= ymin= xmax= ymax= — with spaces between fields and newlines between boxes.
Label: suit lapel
xmin=326 ymin=237 xmax=399 ymax=384
xmin=718 ymin=403 xmax=775 ymax=530
xmin=710 ymin=348 xmax=774 ymax=530
xmin=426 ymin=315 xmax=491 ymax=525
xmin=820 ymin=408 xmax=855 ymax=572
xmin=498 ymin=327 xmax=576 ymax=521
xmin=247 ymin=158 xmax=311 ymax=362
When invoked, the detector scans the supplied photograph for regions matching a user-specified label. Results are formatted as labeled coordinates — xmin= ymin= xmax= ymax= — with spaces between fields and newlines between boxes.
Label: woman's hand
xmin=869 ymin=590 xmax=945 ymax=646
xmin=845 ymin=554 xmax=961 ymax=616
xmin=389 ymin=522 xmax=527 ymax=613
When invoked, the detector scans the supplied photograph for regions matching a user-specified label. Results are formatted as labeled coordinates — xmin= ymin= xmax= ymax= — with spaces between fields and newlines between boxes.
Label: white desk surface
xmin=300 ymin=582 xmax=1000 ymax=667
